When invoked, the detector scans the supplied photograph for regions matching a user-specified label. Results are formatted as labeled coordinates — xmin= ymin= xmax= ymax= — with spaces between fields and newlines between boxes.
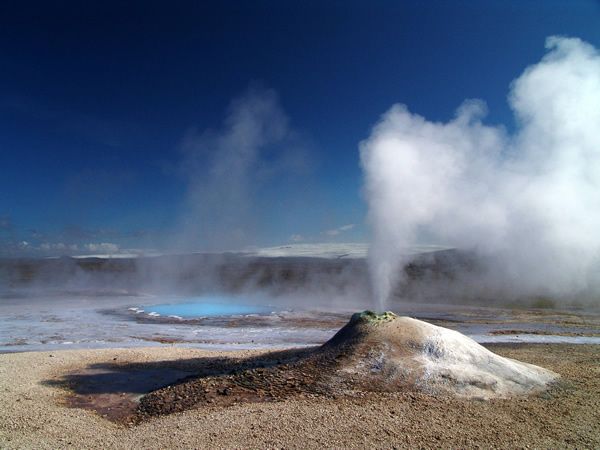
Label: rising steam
xmin=361 ymin=36 xmax=600 ymax=307
xmin=176 ymin=85 xmax=308 ymax=251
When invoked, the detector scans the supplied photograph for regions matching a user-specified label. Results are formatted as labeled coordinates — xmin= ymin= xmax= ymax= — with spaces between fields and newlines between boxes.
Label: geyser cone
xmin=137 ymin=311 xmax=559 ymax=420
xmin=319 ymin=311 xmax=559 ymax=398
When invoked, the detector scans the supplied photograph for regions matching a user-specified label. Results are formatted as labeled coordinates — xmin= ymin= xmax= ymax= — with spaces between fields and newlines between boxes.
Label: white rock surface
xmin=322 ymin=312 xmax=559 ymax=399
xmin=414 ymin=317 xmax=558 ymax=397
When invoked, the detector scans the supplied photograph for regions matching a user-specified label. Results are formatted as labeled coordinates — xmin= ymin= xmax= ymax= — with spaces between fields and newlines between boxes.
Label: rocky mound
xmin=319 ymin=311 xmax=558 ymax=398
xmin=136 ymin=311 xmax=558 ymax=420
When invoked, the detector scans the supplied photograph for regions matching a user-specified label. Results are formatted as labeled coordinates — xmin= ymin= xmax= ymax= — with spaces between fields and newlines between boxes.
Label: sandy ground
xmin=1 ymin=344 xmax=599 ymax=449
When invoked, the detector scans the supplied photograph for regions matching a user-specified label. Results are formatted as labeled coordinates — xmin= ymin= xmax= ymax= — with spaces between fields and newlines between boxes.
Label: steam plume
xmin=360 ymin=36 xmax=600 ymax=307
xmin=177 ymin=86 xmax=305 ymax=251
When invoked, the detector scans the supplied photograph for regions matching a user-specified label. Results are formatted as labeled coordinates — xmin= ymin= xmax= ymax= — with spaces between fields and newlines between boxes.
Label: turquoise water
xmin=146 ymin=296 xmax=273 ymax=318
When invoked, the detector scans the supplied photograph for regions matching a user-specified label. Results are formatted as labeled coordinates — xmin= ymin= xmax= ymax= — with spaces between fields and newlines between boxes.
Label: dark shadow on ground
xmin=42 ymin=347 xmax=316 ymax=423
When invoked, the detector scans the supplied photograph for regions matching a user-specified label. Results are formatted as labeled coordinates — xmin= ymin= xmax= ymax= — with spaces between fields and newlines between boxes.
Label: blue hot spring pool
xmin=143 ymin=295 xmax=274 ymax=318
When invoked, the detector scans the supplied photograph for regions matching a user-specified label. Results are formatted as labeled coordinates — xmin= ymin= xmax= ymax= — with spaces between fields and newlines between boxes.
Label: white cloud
xmin=324 ymin=223 xmax=355 ymax=236
xmin=40 ymin=242 xmax=79 ymax=252
xmin=82 ymin=242 xmax=120 ymax=253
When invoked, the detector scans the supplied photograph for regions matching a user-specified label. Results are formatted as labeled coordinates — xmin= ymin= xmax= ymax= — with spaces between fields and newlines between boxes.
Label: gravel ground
xmin=0 ymin=344 xmax=599 ymax=449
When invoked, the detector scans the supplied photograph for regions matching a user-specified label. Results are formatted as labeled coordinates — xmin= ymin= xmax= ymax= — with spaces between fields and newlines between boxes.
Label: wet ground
xmin=2 ymin=291 xmax=600 ymax=353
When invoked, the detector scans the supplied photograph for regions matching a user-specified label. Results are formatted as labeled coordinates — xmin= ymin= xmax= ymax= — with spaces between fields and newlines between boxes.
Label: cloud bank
xmin=360 ymin=36 xmax=600 ymax=307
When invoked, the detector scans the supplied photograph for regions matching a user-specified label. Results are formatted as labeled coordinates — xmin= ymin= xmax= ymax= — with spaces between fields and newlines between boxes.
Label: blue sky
xmin=1 ymin=0 xmax=600 ymax=256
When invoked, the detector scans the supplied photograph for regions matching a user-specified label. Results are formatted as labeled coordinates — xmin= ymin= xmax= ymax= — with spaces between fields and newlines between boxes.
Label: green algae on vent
xmin=350 ymin=310 xmax=398 ymax=324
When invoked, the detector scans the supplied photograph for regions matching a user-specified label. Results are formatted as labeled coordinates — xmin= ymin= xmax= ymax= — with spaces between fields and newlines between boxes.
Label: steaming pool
xmin=137 ymin=296 xmax=274 ymax=318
